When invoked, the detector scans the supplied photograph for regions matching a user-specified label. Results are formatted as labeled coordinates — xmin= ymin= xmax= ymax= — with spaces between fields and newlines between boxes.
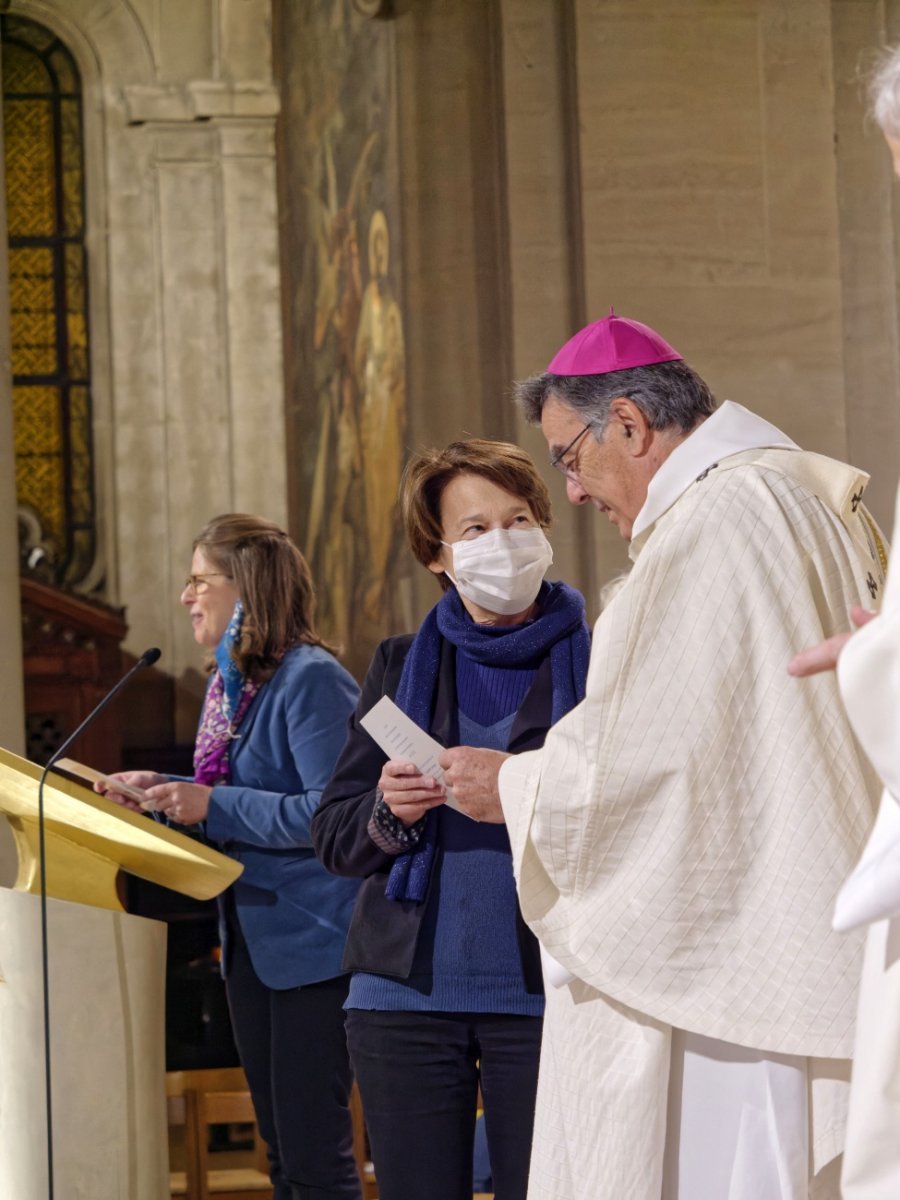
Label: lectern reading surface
xmin=0 ymin=745 xmax=242 ymax=910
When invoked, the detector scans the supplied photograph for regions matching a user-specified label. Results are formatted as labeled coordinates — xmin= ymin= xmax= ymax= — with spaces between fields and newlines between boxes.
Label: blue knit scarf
xmin=384 ymin=580 xmax=591 ymax=902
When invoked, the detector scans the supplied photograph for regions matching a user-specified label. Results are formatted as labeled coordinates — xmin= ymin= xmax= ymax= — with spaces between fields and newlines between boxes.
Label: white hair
xmin=870 ymin=46 xmax=900 ymax=138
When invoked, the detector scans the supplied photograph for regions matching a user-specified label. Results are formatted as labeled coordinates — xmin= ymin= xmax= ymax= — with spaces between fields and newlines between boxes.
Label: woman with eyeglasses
xmin=98 ymin=514 xmax=362 ymax=1200
xmin=311 ymin=441 xmax=591 ymax=1200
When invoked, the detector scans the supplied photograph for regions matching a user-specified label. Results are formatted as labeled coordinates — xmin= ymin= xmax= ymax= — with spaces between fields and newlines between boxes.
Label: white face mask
xmin=443 ymin=526 xmax=553 ymax=616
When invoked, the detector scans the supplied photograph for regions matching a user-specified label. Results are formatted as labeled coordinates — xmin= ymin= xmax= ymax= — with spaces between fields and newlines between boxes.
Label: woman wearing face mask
xmin=311 ymin=440 xmax=591 ymax=1200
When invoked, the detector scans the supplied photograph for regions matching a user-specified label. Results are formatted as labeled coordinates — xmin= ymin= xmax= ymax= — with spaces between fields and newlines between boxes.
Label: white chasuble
xmin=500 ymin=404 xmax=885 ymax=1199
xmin=834 ymin=484 xmax=900 ymax=1200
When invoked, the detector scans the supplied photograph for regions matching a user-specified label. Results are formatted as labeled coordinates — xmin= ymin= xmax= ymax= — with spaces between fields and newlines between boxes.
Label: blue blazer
xmin=202 ymin=644 xmax=361 ymax=990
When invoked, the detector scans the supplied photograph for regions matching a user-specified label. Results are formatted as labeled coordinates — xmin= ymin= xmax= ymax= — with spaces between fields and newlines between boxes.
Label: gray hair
xmin=870 ymin=46 xmax=900 ymax=138
xmin=515 ymin=360 xmax=718 ymax=436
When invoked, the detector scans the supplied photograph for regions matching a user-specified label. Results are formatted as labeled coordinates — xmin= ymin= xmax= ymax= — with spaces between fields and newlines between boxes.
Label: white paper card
xmin=54 ymin=757 xmax=158 ymax=812
xmin=359 ymin=695 xmax=473 ymax=819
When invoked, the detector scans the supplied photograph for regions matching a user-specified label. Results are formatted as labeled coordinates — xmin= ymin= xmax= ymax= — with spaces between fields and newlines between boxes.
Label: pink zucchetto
xmin=547 ymin=308 xmax=683 ymax=375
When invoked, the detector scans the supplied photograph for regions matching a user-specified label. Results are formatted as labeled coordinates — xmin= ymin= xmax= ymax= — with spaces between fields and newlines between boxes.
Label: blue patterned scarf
xmin=194 ymin=601 xmax=260 ymax=786
xmin=384 ymin=581 xmax=591 ymax=902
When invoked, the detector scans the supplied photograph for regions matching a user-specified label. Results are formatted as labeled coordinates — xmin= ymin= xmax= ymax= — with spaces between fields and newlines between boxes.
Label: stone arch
xmin=7 ymin=1 xmax=155 ymax=88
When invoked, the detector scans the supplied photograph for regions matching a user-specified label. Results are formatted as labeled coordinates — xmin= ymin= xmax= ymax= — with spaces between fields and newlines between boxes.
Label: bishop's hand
xmin=788 ymin=606 xmax=877 ymax=677
xmin=439 ymin=746 xmax=510 ymax=823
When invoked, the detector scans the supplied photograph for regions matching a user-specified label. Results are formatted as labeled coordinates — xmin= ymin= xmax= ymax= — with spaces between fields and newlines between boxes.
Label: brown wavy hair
xmin=193 ymin=513 xmax=335 ymax=681
xmin=400 ymin=439 xmax=553 ymax=591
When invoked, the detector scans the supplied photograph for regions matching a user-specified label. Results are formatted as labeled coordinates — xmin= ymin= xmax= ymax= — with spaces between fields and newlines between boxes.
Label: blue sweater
xmin=346 ymin=651 xmax=544 ymax=1015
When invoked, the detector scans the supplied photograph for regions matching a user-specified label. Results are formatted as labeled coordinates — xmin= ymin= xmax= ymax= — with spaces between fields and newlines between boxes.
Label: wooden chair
xmin=191 ymin=1085 xmax=272 ymax=1200
xmin=169 ymin=1069 xmax=377 ymax=1199
xmin=349 ymin=1081 xmax=378 ymax=1199
xmin=167 ymin=1068 xmax=272 ymax=1200
xmin=167 ymin=1083 xmax=191 ymax=1199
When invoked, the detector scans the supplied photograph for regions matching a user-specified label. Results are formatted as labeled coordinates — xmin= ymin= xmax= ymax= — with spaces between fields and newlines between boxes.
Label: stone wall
xmin=388 ymin=0 xmax=900 ymax=618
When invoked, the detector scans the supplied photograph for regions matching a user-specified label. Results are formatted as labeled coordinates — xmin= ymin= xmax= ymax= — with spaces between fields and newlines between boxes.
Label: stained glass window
xmin=2 ymin=15 xmax=96 ymax=586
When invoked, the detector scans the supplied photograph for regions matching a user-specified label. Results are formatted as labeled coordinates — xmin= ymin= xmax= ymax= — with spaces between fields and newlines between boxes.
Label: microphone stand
xmin=36 ymin=647 xmax=160 ymax=1199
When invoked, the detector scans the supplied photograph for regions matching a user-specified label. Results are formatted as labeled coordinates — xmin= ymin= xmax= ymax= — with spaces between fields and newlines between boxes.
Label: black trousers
xmin=346 ymin=1009 xmax=542 ymax=1200
xmin=226 ymin=924 xmax=361 ymax=1200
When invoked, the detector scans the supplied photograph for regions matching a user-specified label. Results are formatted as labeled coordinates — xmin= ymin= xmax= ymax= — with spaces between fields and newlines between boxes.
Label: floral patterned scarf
xmin=193 ymin=600 xmax=260 ymax=787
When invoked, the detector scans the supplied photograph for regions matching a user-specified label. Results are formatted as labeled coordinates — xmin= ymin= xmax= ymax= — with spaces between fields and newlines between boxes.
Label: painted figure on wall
xmin=356 ymin=209 xmax=406 ymax=622
xmin=306 ymin=133 xmax=373 ymax=648
xmin=281 ymin=0 xmax=409 ymax=672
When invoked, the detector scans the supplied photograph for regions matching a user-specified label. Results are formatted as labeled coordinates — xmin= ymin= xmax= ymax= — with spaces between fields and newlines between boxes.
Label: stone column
xmin=116 ymin=86 xmax=284 ymax=738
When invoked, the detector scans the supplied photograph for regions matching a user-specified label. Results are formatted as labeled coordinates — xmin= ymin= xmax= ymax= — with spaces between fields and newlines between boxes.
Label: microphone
xmin=36 ymin=646 xmax=161 ymax=1199
xmin=44 ymin=647 xmax=161 ymax=774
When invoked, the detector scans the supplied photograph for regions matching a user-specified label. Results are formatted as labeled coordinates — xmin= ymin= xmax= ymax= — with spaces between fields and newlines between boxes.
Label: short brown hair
xmin=400 ymin=439 xmax=552 ymax=589
xmin=193 ymin=513 xmax=334 ymax=680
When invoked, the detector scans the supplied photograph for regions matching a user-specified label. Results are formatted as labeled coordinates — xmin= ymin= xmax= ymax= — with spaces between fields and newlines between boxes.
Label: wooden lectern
xmin=0 ymin=747 xmax=242 ymax=1200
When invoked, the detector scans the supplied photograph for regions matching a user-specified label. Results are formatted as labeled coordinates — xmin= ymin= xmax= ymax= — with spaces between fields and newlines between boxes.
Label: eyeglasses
xmin=549 ymin=423 xmax=596 ymax=481
xmin=183 ymin=573 xmax=231 ymax=595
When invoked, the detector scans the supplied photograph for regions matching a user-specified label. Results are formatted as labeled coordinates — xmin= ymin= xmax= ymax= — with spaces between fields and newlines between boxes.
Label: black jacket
xmin=311 ymin=634 xmax=554 ymax=992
